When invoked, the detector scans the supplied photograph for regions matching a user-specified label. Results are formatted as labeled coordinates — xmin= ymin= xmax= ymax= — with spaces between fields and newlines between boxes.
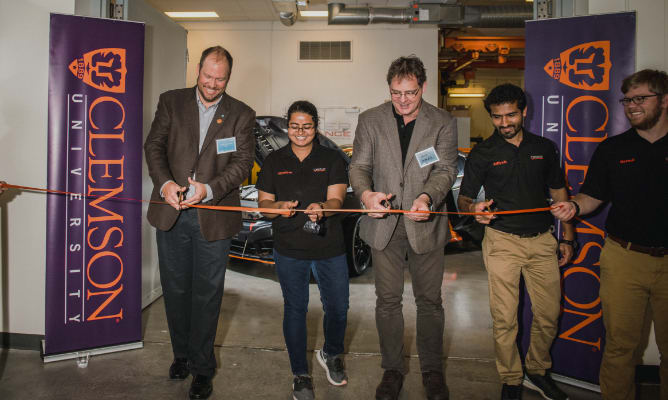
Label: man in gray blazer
xmin=145 ymin=46 xmax=255 ymax=399
xmin=349 ymin=56 xmax=458 ymax=400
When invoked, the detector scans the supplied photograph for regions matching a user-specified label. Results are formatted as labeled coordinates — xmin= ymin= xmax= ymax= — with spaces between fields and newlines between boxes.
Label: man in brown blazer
xmin=144 ymin=46 xmax=255 ymax=400
xmin=349 ymin=56 xmax=458 ymax=400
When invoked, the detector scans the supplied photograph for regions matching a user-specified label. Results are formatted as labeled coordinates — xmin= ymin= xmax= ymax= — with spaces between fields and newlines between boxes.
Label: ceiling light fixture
xmin=299 ymin=10 xmax=328 ymax=17
xmin=165 ymin=11 xmax=219 ymax=19
xmin=448 ymin=93 xmax=486 ymax=98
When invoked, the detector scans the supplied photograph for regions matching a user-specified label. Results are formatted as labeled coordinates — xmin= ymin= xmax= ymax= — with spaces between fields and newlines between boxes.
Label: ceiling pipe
xmin=328 ymin=3 xmax=412 ymax=25
xmin=328 ymin=2 xmax=532 ymax=28
xmin=460 ymin=5 xmax=532 ymax=28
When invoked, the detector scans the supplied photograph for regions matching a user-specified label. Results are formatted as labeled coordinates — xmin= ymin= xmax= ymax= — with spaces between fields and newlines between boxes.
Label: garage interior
xmin=0 ymin=0 xmax=664 ymax=399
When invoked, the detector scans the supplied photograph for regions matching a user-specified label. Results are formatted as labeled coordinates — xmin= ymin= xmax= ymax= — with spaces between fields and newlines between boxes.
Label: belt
xmin=608 ymin=234 xmax=666 ymax=257
xmin=517 ymin=231 xmax=547 ymax=238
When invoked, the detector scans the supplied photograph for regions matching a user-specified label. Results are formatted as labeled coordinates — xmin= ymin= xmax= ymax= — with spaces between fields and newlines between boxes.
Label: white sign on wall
xmin=319 ymin=106 xmax=360 ymax=148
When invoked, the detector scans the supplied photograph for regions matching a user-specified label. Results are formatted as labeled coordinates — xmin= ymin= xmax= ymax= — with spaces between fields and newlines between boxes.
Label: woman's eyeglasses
xmin=288 ymin=124 xmax=314 ymax=132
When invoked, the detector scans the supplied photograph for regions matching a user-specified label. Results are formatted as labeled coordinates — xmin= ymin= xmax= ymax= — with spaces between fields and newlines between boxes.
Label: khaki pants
xmin=482 ymin=227 xmax=561 ymax=385
xmin=599 ymin=238 xmax=668 ymax=400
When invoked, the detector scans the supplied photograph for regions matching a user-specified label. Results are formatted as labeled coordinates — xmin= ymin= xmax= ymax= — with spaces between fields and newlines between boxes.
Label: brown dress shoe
xmin=376 ymin=370 xmax=404 ymax=400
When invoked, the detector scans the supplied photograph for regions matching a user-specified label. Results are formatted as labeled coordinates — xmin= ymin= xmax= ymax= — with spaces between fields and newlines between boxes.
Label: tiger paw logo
xmin=68 ymin=48 xmax=126 ymax=93
xmin=543 ymin=41 xmax=611 ymax=91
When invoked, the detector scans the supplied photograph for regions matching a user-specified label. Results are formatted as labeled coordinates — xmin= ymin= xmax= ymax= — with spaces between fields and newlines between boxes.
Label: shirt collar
xmin=284 ymin=138 xmax=321 ymax=161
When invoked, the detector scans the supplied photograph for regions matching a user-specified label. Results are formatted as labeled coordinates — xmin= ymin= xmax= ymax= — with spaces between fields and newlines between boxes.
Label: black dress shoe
xmin=169 ymin=358 xmax=189 ymax=380
xmin=376 ymin=370 xmax=404 ymax=400
xmin=189 ymin=375 xmax=213 ymax=399
xmin=423 ymin=371 xmax=449 ymax=400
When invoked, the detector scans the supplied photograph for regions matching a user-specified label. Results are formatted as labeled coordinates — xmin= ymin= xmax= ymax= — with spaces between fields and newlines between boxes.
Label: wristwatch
xmin=559 ymin=239 xmax=578 ymax=250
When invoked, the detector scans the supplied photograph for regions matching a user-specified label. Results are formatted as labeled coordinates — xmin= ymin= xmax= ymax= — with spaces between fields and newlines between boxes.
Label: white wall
xmin=182 ymin=21 xmax=438 ymax=118
xmin=127 ymin=0 xmax=187 ymax=309
xmin=589 ymin=0 xmax=668 ymax=70
xmin=0 ymin=0 xmax=76 ymax=335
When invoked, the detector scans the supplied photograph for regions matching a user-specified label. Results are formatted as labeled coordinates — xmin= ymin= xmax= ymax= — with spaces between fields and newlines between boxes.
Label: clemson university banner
xmin=522 ymin=13 xmax=636 ymax=384
xmin=45 ymin=14 xmax=144 ymax=356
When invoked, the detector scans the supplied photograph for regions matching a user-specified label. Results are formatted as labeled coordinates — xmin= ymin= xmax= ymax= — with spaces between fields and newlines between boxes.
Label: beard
xmin=498 ymin=125 xmax=522 ymax=139
xmin=197 ymin=85 xmax=224 ymax=104
xmin=629 ymin=102 xmax=662 ymax=130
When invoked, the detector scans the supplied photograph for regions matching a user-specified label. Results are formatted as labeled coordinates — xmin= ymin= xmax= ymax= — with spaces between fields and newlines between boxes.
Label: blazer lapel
xmin=403 ymin=103 xmax=431 ymax=174
xmin=184 ymin=87 xmax=200 ymax=150
xmin=200 ymin=93 xmax=230 ymax=155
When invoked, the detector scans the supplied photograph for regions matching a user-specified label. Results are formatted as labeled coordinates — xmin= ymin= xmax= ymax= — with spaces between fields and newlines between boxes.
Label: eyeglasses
xmin=618 ymin=94 xmax=660 ymax=105
xmin=390 ymin=88 xmax=421 ymax=100
xmin=288 ymin=123 xmax=314 ymax=132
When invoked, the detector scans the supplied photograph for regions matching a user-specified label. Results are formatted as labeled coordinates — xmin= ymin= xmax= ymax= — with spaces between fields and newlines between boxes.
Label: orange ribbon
xmin=0 ymin=182 xmax=552 ymax=216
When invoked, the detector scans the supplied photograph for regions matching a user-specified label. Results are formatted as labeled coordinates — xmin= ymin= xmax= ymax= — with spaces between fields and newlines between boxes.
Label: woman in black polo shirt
xmin=256 ymin=100 xmax=350 ymax=400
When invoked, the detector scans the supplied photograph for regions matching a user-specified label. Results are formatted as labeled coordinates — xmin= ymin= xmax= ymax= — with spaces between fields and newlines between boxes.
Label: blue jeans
xmin=274 ymin=250 xmax=350 ymax=376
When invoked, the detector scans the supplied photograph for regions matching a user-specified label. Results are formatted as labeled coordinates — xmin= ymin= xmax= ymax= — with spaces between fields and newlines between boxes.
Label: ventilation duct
xmin=327 ymin=2 xmax=532 ymax=28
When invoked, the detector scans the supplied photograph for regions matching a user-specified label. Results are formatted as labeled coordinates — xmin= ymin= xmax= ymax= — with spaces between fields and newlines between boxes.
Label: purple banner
xmin=46 ymin=14 xmax=144 ymax=355
xmin=521 ymin=13 xmax=636 ymax=383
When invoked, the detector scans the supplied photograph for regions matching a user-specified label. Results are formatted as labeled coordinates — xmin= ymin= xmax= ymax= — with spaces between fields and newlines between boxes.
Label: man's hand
xmin=305 ymin=202 xmax=324 ymax=222
xmin=361 ymin=191 xmax=393 ymax=218
xmin=277 ymin=200 xmax=299 ymax=218
xmin=551 ymin=201 xmax=577 ymax=222
xmin=180 ymin=177 xmax=207 ymax=209
xmin=406 ymin=194 xmax=431 ymax=221
xmin=558 ymin=242 xmax=574 ymax=267
xmin=472 ymin=199 xmax=496 ymax=225
xmin=163 ymin=181 xmax=187 ymax=210
xmin=0 ymin=181 xmax=6 ymax=196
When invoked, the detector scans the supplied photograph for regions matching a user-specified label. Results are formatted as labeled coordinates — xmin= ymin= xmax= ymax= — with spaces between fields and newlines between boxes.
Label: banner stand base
xmin=553 ymin=373 xmax=601 ymax=393
xmin=41 ymin=340 xmax=143 ymax=365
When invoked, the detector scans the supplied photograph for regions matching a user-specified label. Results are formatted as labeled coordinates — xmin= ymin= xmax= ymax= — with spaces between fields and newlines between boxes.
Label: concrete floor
xmin=0 ymin=248 xmax=657 ymax=399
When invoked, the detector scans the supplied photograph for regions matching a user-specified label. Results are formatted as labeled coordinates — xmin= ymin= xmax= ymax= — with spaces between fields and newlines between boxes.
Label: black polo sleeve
xmin=329 ymin=154 xmax=349 ymax=186
xmin=546 ymin=140 xmax=566 ymax=189
xmin=256 ymin=153 xmax=276 ymax=195
xmin=579 ymin=141 xmax=610 ymax=202
xmin=459 ymin=147 xmax=486 ymax=200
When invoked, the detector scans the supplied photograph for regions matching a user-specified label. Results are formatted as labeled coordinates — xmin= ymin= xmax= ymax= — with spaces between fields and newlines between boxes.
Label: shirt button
xmin=399 ymin=182 xmax=403 ymax=187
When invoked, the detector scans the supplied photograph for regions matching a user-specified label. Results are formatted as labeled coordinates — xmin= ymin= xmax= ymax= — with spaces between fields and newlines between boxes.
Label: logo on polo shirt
xmin=530 ymin=155 xmax=544 ymax=160
xmin=619 ymin=158 xmax=635 ymax=164
xmin=312 ymin=167 xmax=327 ymax=173
xmin=493 ymin=160 xmax=508 ymax=167
xmin=277 ymin=171 xmax=293 ymax=175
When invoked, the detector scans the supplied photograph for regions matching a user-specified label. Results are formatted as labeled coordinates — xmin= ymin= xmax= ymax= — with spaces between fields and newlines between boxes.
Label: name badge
xmin=415 ymin=146 xmax=439 ymax=168
xmin=216 ymin=137 xmax=237 ymax=154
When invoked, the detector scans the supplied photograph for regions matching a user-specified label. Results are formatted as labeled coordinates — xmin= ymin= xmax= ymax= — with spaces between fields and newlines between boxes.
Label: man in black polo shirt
xmin=458 ymin=83 xmax=574 ymax=400
xmin=552 ymin=69 xmax=668 ymax=400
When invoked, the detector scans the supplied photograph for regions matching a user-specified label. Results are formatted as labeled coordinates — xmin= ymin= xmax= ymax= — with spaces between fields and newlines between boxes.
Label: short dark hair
xmin=621 ymin=69 xmax=668 ymax=95
xmin=386 ymin=55 xmax=427 ymax=86
xmin=483 ymin=83 xmax=527 ymax=113
xmin=287 ymin=100 xmax=319 ymax=128
xmin=198 ymin=46 xmax=233 ymax=72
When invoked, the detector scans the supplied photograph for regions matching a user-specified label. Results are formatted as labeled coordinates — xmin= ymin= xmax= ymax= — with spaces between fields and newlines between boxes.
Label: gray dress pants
xmin=371 ymin=217 xmax=446 ymax=374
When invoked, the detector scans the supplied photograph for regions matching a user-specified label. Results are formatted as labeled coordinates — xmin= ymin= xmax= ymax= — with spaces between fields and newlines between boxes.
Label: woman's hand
xmin=277 ymin=200 xmax=299 ymax=218
xmin=304 ymin=202 xmax=324 ymax=222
